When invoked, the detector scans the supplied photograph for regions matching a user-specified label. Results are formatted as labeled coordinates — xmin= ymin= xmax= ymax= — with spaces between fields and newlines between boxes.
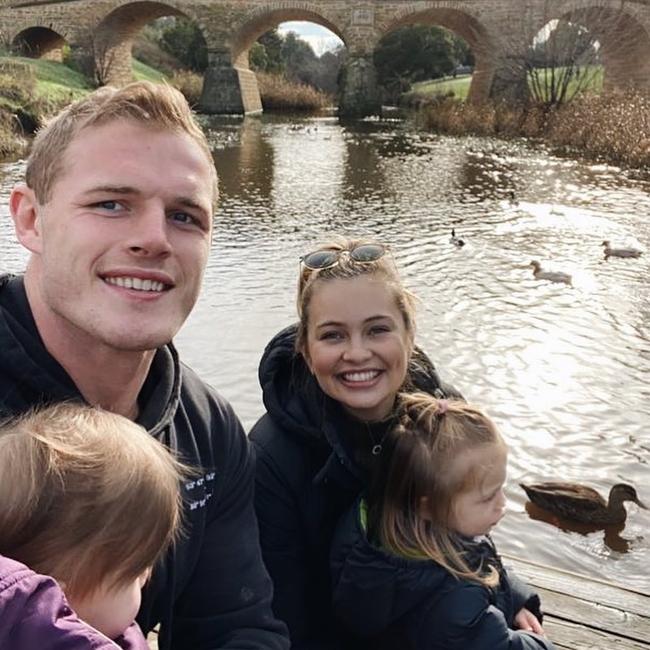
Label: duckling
xmin=520 ymin=482 xmax=646 ymax=526
xmin=450 ymin=229 xmax=465 ymax=247
xmin=529 ymin=260 xmax=572 ymax=285
xmin=601 ymin=240 xmax=642 ymax=258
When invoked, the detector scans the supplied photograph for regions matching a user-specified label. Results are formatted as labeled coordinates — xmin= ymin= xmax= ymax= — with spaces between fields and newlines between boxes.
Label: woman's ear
xmin=9 ymin=184 xmax=43 ymax=254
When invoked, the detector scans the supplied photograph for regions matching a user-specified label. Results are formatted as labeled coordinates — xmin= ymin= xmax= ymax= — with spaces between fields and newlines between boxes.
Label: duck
xmin=601 ymin=241 xmax=642 ymax=258
xmin=529 ymin=260 xmax=572 ymax=285
xmin=450 ymin=228 xmax=465 ymax=247
xmin=520 ymin=481 xmax=646 ymax=526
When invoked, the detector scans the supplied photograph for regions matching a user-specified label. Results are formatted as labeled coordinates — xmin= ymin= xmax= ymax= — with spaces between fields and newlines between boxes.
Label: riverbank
xmin=2 ymin=55 xmax=649 ymax=171
xmin=414 ymin=91 xmax=650 ymax=170
xmin=0 ymin=56 xmax=332 ymax=160
xmin=0 ymin=55 xmax=163 ymax=159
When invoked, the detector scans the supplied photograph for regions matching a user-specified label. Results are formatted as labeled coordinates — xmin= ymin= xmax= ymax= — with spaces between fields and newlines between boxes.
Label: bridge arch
xmin=529 ymin=2 xmax=650 ymax=93
xmin=12 ymin=26 xmax=68 ymax=60
xmin=230 ymin=5 xmax=345 ymax=69
xmin=375 ymin=7 xmax=497 ymax=102
xmin=197 ymin=4 xmax=347 ymax=115
xmin=93 ymin=1 xmax=207 ymax=85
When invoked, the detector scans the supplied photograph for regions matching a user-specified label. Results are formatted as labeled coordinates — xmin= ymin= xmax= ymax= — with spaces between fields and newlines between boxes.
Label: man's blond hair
xmin=0 ymin=402 xmax=187 ymax=599
xmin=26 ymin=81 xmax=218 ymax=206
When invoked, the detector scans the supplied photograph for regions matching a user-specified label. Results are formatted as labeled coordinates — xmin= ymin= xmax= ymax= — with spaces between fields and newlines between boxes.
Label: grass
xmin=0 ymin=55 xmax=92 ymax=104
xmin=416 ymin=89 xmax=650 ymax=169
xmin=133 ymin=58 xmax=168 ymax=83
xmin=412 ymin=75 xmax=471 ymax=100
xmin=409 ymin=66 xmax=603 ymax=103
xmin=528 ymin=65 xmax=603 ymax=102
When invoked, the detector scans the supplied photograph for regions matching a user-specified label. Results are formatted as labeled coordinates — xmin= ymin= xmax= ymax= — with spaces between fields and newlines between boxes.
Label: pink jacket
xmin=0 ymin=554 xmax=149 ymax=650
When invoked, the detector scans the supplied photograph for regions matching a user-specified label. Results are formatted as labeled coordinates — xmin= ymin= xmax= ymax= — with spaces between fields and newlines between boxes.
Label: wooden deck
xmin=504 ymin=555 xmax=650 ymax=649
xmin=148 ymin=555 xmax=650 ymax=649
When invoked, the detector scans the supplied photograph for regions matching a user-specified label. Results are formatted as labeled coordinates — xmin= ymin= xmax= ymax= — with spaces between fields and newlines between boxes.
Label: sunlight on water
xmin=1 ymin=115 xmax=648 ymax=590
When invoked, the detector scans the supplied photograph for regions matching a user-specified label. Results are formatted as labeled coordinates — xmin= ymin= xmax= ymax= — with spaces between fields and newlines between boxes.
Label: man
xmin=0 ymin=81 xmax=289 ymax=650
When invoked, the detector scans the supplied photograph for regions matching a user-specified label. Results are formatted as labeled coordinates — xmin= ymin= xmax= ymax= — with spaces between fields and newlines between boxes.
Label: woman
xmin=249 ymin=238 xmax=461 ymax=650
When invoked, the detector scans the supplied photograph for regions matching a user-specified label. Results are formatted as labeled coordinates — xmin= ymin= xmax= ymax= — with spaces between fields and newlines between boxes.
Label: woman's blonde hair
xmin=0 ymin=402 xmax=187 ymax=599
xmin=367 ymin=393 xmax=506 ymax=587
xmin=295 ymin=236 xmax=417 ymax=357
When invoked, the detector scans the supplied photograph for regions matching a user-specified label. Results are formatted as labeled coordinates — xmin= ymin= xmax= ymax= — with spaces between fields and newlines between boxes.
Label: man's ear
xmin=9 ymin=184 xmax=43 ymax=254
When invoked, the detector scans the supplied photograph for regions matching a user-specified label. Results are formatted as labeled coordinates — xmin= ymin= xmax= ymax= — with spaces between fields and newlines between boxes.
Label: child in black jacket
xmin=330 ymin=393 xmax=556 ymax=650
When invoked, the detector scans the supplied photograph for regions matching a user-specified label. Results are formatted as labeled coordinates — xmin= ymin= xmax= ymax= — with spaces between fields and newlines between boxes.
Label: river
xmin=0 ymin=113 xmax=648 ymax=590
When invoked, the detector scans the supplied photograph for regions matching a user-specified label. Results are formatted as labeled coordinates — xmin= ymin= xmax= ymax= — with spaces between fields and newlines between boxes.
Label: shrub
xmin=169 ymin=70 xmax=203 ymax=106
xmin=0 ymin=61 xmax=36 ymax=107
xmin=416 ymin=90 xmax=650 ymax=169
xmin=256 ymin=71 xmax=332 ymax=112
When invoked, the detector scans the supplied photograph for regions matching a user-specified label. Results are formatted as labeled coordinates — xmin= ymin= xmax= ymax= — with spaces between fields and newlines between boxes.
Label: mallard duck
xmin=529 ymin=260 xmax=572 ymax=285
xmin=602 ymin=241 xmax=642 ymax=258
xmin=450 ymin=229 xmax=465 ymax=247
xmin=520 ymin=482 xmax=646 ymax=525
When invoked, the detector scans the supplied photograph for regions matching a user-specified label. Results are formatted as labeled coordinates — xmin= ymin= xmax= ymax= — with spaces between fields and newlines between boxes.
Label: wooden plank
xmin=503 ymin=554 xmax=650 ymax=618
xmin=544 ymin=618 xmax=650 ymax=650
xmin=533 ymin=585 xmax=650 ymax=644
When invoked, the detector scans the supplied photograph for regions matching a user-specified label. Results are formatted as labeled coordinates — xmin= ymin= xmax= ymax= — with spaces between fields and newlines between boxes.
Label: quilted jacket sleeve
xmin=418 ymin=583 xmax=556 ymax=650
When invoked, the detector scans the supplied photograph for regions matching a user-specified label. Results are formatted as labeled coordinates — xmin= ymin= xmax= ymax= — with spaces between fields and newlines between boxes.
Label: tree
xmin=502 ymin=6 xmax=632 ymax=109
xmin=250 ymin=29 xmax=285 ymax=74
xmin=250 ymin=29 xmax=344 ymax=96
xmin=160 ymin=18 xmax=207 ymax=72
xmin=523 ymin=18 xmax=602 ymax=106
xmin=374 ymin=25 xmax=471 ymax=100
xmin=281 ymin=31 xmax=319 ymax=84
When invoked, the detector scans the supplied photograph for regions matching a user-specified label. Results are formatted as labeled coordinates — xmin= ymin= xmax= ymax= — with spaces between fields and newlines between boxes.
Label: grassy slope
xmin=0 ymin=55 xmax=167 ymax=103
xmin=0 ymin=55 xmax=93 ymax=103
xmin=411 ymin=67 xmax=603 ymax=102
xmin=133 ymin=58 xmax=168 ymax=82
xmin=412 ymin=75 xmax=471 ymax=100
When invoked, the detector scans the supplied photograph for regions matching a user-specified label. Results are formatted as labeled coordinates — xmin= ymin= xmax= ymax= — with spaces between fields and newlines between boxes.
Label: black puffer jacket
xmin=330 ymin=499 xmax=556 ymax=650
xmin=0 ymin=275 xmax=289 ymax=650
xmin=249 ymin=325 xmax=461 ymax=650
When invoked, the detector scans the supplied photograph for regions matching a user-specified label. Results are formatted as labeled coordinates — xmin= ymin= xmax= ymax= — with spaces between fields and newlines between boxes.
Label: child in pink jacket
xmin=0 ymin=403 xmax=186 ymax=649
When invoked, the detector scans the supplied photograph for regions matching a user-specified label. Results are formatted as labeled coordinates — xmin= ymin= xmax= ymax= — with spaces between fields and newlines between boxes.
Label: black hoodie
xmin=330 ymin=499 xmax=555 ymax=650
xmin=0 ymin=275 xmax=289 ymax=650
xmin=249 ymin=324 xmax=461 ymax=650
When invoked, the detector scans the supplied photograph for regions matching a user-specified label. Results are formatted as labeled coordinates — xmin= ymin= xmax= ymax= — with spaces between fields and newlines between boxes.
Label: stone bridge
xmin=1 ymin=0 xmax=650 ymax=115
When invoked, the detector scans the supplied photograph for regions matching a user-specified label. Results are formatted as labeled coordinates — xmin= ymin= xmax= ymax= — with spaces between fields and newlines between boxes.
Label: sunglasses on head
xmin=300 ymin=243 xmax=388 ymax=270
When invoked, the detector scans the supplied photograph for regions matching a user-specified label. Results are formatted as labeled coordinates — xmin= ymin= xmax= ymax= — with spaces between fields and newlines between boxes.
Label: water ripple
xmin=1 ymin=116 xmax=648 ymax=589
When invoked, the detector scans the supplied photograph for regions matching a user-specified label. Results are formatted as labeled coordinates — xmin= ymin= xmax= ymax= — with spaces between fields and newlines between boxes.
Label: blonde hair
xmin=0 ymin=403 xmax=187 ymax=599
xmin=296 ymin=236 xmax=417 ymax=356
xmin=367 ymin=393 xmax=506 ymax=587
xmin=26 ymin=81 xmax=218 ymax=206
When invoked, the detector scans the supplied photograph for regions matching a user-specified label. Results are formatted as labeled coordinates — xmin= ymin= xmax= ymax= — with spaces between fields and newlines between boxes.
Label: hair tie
xmin=436 ymin=399 xmax=449 ymax=416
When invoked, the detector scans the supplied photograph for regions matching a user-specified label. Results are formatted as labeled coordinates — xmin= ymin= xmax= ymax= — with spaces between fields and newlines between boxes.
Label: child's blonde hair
xmin=0 ymin=402 xmax=187 ymax=598
xmin=367 ymin=392 xmax=506 ymax=586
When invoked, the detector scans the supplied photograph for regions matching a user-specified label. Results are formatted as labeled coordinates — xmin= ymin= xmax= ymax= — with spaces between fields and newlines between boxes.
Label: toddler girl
xmin=330 ymin=393 xmax=555 ymax=650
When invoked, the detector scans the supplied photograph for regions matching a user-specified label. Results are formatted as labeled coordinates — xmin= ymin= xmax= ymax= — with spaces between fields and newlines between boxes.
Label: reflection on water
xmin=1 ymin=114 xmax=648 ymax=590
